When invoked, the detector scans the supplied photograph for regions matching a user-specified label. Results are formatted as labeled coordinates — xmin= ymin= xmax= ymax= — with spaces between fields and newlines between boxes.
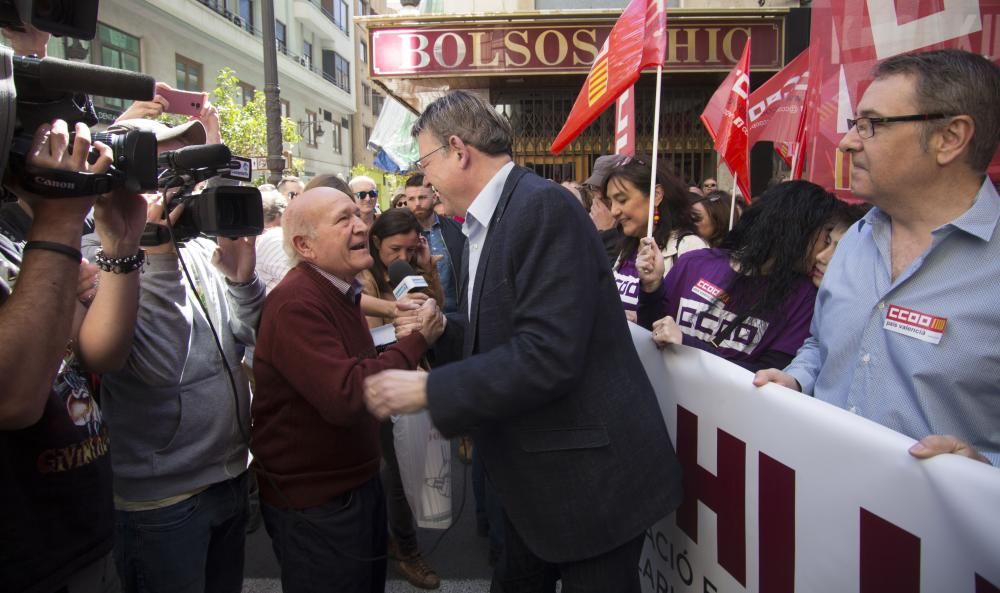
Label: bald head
xmin=282 ymin=187 xmax=350 ymax=263
xmin=282 ymin=187 xmax=373 ymax=280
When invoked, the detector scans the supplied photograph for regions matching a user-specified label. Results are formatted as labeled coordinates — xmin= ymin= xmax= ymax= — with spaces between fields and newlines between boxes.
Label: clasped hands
xmin=392 ymin=293 xmax=445 ymax=345
xmin=363 ymin=294 xmax=444 ymax=420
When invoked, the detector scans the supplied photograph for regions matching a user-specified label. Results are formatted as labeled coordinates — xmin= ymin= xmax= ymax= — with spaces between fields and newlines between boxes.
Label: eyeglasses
xmin=846 ymin=113 xmax=953 ymax=139
xmin=412 ymin=145 xmax=446 ymax=171
xmin=354 ymin=190 xmax=378 ymax=201
xmin=287 ymin=191 xmax=299 ymax=200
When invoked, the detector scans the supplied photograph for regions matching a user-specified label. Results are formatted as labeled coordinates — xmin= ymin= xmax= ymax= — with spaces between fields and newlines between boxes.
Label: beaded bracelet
xmin=94 ymin=249 xmax=146 ymax=274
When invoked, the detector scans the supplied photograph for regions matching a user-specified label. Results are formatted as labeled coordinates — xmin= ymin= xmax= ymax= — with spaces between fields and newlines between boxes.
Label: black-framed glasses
xmin=846 ymin=113 xmax=953 ymax=139
xmin=411 ymin=145 xmax=446 ymax=171
xmin=354 ymin=190 xmax=378 ymax=201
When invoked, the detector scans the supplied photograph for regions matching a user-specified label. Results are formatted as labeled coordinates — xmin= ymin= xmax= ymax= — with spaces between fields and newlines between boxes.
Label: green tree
xmin=211 ymin=68 xmax=301 ymax=161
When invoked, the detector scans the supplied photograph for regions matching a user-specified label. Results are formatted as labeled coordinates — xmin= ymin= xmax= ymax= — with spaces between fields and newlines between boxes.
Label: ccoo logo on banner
xmin=628 ymin=324 xmax=1000 ymax=593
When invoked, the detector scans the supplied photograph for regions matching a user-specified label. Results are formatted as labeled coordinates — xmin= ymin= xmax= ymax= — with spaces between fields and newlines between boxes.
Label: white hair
xmin=349 ymin=175 xmax=377 ymax=190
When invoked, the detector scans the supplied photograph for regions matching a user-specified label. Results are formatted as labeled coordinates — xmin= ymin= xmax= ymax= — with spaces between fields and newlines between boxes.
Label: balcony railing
xmin=195 ymin=0 xmax=346 ymax=87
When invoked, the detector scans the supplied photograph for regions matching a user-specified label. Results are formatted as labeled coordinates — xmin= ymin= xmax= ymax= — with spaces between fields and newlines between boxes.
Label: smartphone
xmin=157 ymin=85 xmax=207 ymax=117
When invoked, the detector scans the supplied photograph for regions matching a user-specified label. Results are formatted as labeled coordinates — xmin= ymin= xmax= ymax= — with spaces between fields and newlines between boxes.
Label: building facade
xmin=48 ymin=0 xmax=358 ymax=179
xmin=359 ymin=0 xmax=808 ymax=193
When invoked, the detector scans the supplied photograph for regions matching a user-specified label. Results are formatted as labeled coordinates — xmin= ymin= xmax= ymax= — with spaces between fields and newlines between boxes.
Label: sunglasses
xmin=354 ymin=190 xmax=378 ymax=200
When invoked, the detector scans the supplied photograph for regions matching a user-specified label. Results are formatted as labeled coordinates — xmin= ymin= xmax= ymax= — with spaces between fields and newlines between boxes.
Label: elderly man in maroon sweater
xmin=250 ymin=187 xmax=444 ymax=593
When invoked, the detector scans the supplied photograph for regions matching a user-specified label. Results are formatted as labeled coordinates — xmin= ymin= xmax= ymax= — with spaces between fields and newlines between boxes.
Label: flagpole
xmin=729 ymin=173 xmax=738 ymax=230
xmin=790 ymin=143 xmax=801 ymax=180
xmin=646 ymin=63 xmax=663 ymax=238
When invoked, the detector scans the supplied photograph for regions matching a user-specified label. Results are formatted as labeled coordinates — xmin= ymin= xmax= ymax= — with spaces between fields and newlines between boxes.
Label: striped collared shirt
xmin=785 ymin=179 xmax=1000 ymax=466
xmin=308 ymin=263 xmax=362 ymax=303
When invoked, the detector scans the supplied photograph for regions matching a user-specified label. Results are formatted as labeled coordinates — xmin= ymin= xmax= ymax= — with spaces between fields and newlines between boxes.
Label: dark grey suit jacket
xmin=426 ymin=166 xmax=682 ymax=563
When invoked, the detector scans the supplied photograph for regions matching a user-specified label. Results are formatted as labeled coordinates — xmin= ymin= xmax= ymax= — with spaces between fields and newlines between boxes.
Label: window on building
xmin=331 ymin=122 xmax=343 ymax=154
xmin=305 ymin=110 xmax=318 ymax=147
xmin=91 ymin=23 xmax=140 ymax=110
xmin=302 ymin=40 xmax=313 ymax=70
xmin=238 ymin=0 xmax=254 ymax=31
xmin=363 ymin=125 xmax=372 ymax=147
xmin=362 ymin=83 xmax=370 ymax=107
xmin=357 ymin=0 xmax=369 ymax=16
xmin=237 ymin=81 xmax=255 ymax=106
xmin=280 ymin=99 xmax=290 ymax=118
xmin=176 ymin=55 xmax=204 ymax=91
xmin=372 ymin=91 xmax=384 ymax=115
xmin=275 ymin=20 xmax=287 ymax=54
xmin=335 ymin=0 xmax=349 ymax=34
xmin=359 ymin=40 xmax=367 ymax=64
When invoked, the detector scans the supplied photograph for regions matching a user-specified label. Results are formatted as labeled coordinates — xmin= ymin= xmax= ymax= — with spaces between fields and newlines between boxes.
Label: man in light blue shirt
xmin=755 ymin=49 xmax=1000 ymax=467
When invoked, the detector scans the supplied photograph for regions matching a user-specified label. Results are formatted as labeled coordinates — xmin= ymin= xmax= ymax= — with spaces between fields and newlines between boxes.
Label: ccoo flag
xmin=700 ymin=40 xmax=752 ymax=200
xmin=549 ymin=0 xmax=665 ymax=155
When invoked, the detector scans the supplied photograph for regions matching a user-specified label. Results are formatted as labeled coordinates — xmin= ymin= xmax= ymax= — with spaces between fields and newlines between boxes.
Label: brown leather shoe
xmin=397 ymin=553 xmax=441 ymax=589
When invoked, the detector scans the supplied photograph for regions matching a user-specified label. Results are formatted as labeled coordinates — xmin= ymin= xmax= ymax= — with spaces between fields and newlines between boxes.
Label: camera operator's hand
xmin=2 ymin=24 xmax=49 ymax=57
xmin=94 ymin=190 xmax=147 ymax=258
xmin=213 ymin=236 xmax=256 ymax=284
xmin=115 ymin=96 xmax=169 ymax=123
xmin=23 ymin=120 xmax=112 ymax=217
xmin=194 ymin=101 xmax=222 ymax=145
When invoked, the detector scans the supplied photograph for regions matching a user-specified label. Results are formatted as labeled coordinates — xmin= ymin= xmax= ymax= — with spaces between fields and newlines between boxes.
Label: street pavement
xmin=242 ymin=441 xmax=494 ymax=592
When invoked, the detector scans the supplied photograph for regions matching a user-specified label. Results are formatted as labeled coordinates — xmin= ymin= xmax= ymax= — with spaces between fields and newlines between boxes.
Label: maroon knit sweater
xmin=251 ymin=263 xmax=428 ymax=509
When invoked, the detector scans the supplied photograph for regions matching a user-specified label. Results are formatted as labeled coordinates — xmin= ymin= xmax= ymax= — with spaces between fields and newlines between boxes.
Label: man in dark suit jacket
xmin=365 ymin=90 xmax=682 ymax=593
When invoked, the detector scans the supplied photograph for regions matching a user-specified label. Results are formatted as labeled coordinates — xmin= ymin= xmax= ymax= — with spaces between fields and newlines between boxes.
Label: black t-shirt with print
xmin=0 ymin=236 xmax=114 ymax=593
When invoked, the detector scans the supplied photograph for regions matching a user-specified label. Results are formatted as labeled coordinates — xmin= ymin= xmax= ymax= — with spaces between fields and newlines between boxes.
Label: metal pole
xmin=261 ymin=0 xmax=284 ymax=185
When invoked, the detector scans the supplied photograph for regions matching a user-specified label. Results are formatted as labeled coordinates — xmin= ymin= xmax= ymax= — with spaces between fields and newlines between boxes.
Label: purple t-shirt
xmin=615 ymin=251 xmax=642 ymax=312
xmin=649 ymin=248 xmax=817 ymax=366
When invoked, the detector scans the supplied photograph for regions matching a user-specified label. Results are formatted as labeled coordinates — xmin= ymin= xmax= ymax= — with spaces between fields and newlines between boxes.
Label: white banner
xmin=630 ymin=323 xmax=1000 ymax=593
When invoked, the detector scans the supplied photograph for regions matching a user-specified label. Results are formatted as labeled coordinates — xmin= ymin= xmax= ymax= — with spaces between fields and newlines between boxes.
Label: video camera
xmin=0 ymin=0 xmax=262 ymax=241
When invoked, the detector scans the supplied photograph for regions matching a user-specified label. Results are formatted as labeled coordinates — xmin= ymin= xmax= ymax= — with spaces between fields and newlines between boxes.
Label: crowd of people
xmin=1 ymin=20 xmax=998 ymax=593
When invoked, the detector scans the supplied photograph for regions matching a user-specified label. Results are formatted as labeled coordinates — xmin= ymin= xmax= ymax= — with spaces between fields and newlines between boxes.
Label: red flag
xmin=803 ymin=0 xmax=1000 ymax=198
xmin=614 ymin=87 xmax=636 ymax=156
xmin=748 ymin=49 xmax=809 ymax=146
xmin=701 ymin=41 xmax=751 ymax=200
xmin=549 ymin=0 xmax=665 ymax=155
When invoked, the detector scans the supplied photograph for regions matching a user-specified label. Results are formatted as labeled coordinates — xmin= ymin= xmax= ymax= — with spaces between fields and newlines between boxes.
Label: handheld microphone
xmin=13 ymin=55 xmax=155 ymax=101
xmin=158 ymin=144 xmax=233 ymax=171
xmin=388 ymin=260 xmax=429 ymax=301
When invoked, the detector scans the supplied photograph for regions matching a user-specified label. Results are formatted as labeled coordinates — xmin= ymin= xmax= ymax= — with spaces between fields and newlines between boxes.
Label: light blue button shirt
xmin=463 ymin=161 xmax=515 ymax=315
xmin=785 ymin=179 xmax=1000 ymax=466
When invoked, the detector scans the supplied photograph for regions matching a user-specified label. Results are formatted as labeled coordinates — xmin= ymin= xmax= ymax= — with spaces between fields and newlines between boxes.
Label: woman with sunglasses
xmin=635 ymin=180 xmax=848 ymax=372
xmin=603 ymin=156 xmax=707 ymax=321
xmin=691 ymin=190 xmax=741 ymax=247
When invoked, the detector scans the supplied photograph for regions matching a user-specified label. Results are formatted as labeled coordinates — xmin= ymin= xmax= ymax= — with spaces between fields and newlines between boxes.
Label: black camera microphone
xmin=158 ymin=144 xmax=232 ymax=171
xmin=388 ymin=260 xmax=430 ymax=300
xmin=12 ymin=55 xmax=155 ymax=101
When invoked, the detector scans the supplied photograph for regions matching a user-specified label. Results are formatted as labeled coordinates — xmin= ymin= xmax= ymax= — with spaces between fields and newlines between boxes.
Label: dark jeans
xmin=261 ymin=475 xmax=387 ymax=593
xmin=491 ymin=514 xmax=645 ymax=593
xmin=114 ymin=472 xmax=249 ymax=593
xmin=380 ymin=420 xmax=418 ymax=555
